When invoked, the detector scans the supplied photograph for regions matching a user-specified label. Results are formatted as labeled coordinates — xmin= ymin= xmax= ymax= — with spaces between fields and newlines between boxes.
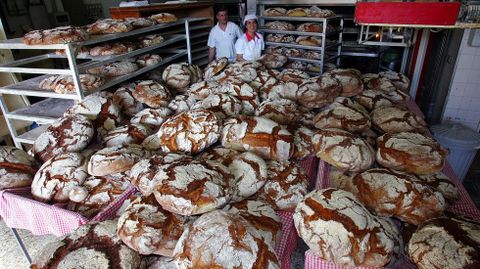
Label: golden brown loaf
xmin=371 ymin=105 xmax=428 ymax=134
xmin=87 ymin=18 xmax=134 ymax=34
xmin=326 ymin=68 xmax=364 ymax=97
xmin=265 ymin=21 xmax=295 ymax=31
xmin=0 ymin=146 xmax=37 ymax=190
xmin=296 ymin=74 xmax=341 ymax=109
xmin=23 ymin=26 xmax=89 ymax=45
xmin=150 ymin=13 xmax=177 ymax=23
xmin=287 ymin=7 xmax=308 ymax=17
xmin=296 ymin=23 xmax=323 ymax=32
xmin=263 ymin=7 xmax=287 ymax=16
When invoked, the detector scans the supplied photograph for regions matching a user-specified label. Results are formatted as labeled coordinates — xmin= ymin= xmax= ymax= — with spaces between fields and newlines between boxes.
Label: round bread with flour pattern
xmin=220 ymin=81 xmax=260 ymax=115
xmin=371 ymin=105 xmax=427 ymax=134
xmin=124 ymin=17 xmax=156 ymax=28
xmin=221 ymin=116 xmax=294 ymax=162
xmin=265 ymin=21 xmax=295 ymax=31
xmin=150 ymin=13 xmax=177 ymax=23
xmin=130 ymin=107 xmax=173 ymax=129
xmin=89 ymin=42 xmax=136 ymax=56
xmin=39 ymin=74 xmax=104 ymax=94
xmin=167 ymin=94 xmax=197 ymax=114
xmin=279 ymin=68 xmax=310 ymax=84
xmin=379 ymin=70 xmax=410 ymax=92
xmin=259 ymin=53 xmax=288 ymax=69
xmin=264 ymin=7 xmax=287 ymax=16
xmin=87 ymin=61 xmax=139 ymax=78
xmin=187 ymin=81 xmax=221 ymax=100
xmin=408 ymin=216 xmax=480 ymax=269
xmin=313 ymin=128 xmax=375 ymax=172
xmin=117 ymin=195 xmax=193 ymax=256
xmin=113 ymin=86 xmax=144 ymax=117
xmin=132 ymin=80 xmax=172 ymax=108
xmin=258 ymin=160 xmax=309 ymax=211
xmin=255 ymin=98 xmax=300 ymax=125
xmin=326 ymin=68 xmax=364 ymax=97
xmin=0 ymin=146 xmax=37 ymax=190
xmin=31 ymin=219 xmax=142 ymax=269
xmin=350 ymin=168 xmax=446 ymax=225
xmin=354 ymin=89 xmax=394 ymax=111
xmin=417 ymin=172 xmax=459 ymax=204
xmin=294 ymin=188 xmax=399 ymax=267
xmin=31 ymin=152 xmax=88 ymax=203
xmin=313 ymin=97 xmax=371 ymax=133
xmin=103 ymin=123 xmax=151 ymax=147
xmin=203 ymin=57 xmax=228 ymax=80
xmin=87 ymin=18 xmax=134 ymax=34
xmin=191 ymin=93 xmax=242 ymax=120
xmin=23 ymin=26 xmax=89 ymax=45
xmin=162 ymin=63 xmax=192 ymax=91
xmin=376 ymin=132 xmax=447 ymax=175
xmin=296 ymin=74 xmax=341 ymax=109
xmin=250 ymin=69 xmax=278 ymax=92
xmin=149 ymin=109 xmax=220 ymax=154
xmin=88 ymin=144 xmax=150 ymax=176
xmin=136 ymin=54 xmax=162 ymax=67
xmin=173 ymin=210 xmax=280 ymax=269
xmin=32 ymin=114 xmax=94 ymax=162
xmin=293 ymin=126 xmax=316 ymax=160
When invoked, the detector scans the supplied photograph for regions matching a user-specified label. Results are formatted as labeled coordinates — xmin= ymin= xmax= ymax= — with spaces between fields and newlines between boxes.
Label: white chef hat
xmin=243 ymin=14 xmax=258 ymax=25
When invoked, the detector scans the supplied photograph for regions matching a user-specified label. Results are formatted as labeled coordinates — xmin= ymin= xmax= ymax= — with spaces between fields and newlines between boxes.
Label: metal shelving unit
xmin=0 ymin=18 xmax=206 ymax=147
xmin=257 ymin=1 xmax=343 ymax=74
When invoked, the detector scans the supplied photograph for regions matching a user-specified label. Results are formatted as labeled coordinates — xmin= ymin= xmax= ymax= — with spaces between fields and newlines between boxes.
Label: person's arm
xmin=234 ymin=38 xmax=245 ymax=62
xmin=208 ymin=47 xmax=216 ymax=63
xmin=236 ymin=54 xmax=245 ymax=62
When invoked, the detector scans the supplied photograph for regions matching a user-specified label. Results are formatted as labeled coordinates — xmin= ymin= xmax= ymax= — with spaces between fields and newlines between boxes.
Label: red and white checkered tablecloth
xmin=0 ymin=185 xmax=137 ymax=236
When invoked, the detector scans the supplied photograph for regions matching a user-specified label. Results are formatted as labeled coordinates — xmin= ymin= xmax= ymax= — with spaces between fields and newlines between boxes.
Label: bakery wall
xmin=442 ymin=29 xmax=480 ymax=131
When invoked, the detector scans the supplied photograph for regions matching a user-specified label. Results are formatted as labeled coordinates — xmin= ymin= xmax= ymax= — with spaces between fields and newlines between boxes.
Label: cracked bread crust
xmin=255 ymin=98 xmax=300 ymax=125
xmin=132 ymin=80 xmax=172 ymax=109
xmin=408 ymin=217 xmax=480 ymax=269
xmin=117 ymin=195 xmax=192 ymax=256
xmin=417 ymin=172 xmax=459 ymax=204
xmin=355 ymin=89 xmax=394 ymax=111
xmin=162 ymin=63 xmax=192 ymax=90
xmin=293 ymin=126 xmax=315 ymax=160
xmin=376 ymin=132 xmax=447 ymax=175
xmin=221 ymin=116 xmax=294 ymax=162
xmin=351 ymin=168 xmax=446 ymax=225
xmin=167 ymin=94 xmax=197 ymax=114
xmin=0 ymin=146 xmax=37 ymax=190
xmin=326 ymin=68 xmax=364 ymax=97
xmin=173 ymin=210 xmax=280 ymax=269
xmin=191 ymin=93 xmax=242 ymax=120
xmin=313 ymin=97 xmax=371 ymax=133
xmin=130 ymin=107 xmax=173 ymax=129
xmin=371 ymin=105 xmax=427 ymax=134
xmin=203 ymin=57 xmax=228 ymax=80
xmin=296 ymin=74 xmax=341 ymax=109
xmin=88 ymin=144 xmax=150 ymax=176
xmin=113 ymin=86 xmax=144 ymax=117
xmin=103 ymin=123 xmax=151 ymax=147
xmin=293 ymin=188 xmax=398 ymax=267
xmin=379 ymin=71 xmax=410 ymax=92
xmin=87 ymin=18 xmax=133 ymax=34
xmin=313 ymin=128 xmax=374 ymax=172
xmin=23 ymin=26 xmax=89 ymax=45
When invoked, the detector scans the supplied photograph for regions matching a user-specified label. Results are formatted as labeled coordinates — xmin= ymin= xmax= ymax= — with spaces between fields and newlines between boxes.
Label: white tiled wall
xmin=442 ymin=29 xmax=480 ymax=131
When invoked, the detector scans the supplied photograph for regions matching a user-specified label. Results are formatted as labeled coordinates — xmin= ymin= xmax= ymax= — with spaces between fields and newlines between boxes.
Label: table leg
xmin=9 ymin=227 xmax=32 ymax=265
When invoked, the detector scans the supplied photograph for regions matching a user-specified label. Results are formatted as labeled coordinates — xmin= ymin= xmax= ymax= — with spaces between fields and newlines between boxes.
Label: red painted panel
xmin=355 ymin=2 xmax=461 ymax=25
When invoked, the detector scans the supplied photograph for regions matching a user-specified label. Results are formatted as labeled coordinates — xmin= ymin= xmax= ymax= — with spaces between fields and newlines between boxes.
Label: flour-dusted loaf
xmin=147 ymin=109 xmax=220 ymax=154
xmin=89 ymin=42 xmax=136 ymax=56
xmin=191 ymin=93 xmax=242 ymax=120
xmin=263 ymin=7 xmax=287 ymax=16
xmin=294 ymin=188 xmax=399 ymax=267
xmin=376 ymin=132 xmax=447 ymax=175
xmin=296 ymin=36 xmax=322 ymax=46
xmin=279 ymin=68 xmax=310 ymax=85
xmin=0 ymin=146 xmax=37 ymax=190
xmin=162 ymin=63 xmax=192 ymax=91
xmin=39 ymin=74 xmax=104 ymax=94
xmin=103 ymin=123 xmax=151 ymax=147
xmin=349 ymin=168 xmax=446 ymax=225
xmin=87 ymin=18 xmax=134 ymax=34
xmin=265 ymin=33 xmax=295 ymax=43
xmin=313 ymin=96 xmax=371 ymax=133
xmin=379 ymin=70 xmax=410 ymax=92
xmin=219 ymin=61 xmax=259 ymax=83
xmin=32 ymin=114 xmax=94 ymax=162
xmin=293 ymin=126 xmax=316 ymax=160
xmin=326 ymin=68 xmax=364 ymax=97
xmin=88 ymin=144 xmax=150 ymax=176
xmin=371 ymin=105 xmax=427 ymax=134
xmin=203 ymin=57 xmax=229 ymax=80
xmin=23 ymin=26 xmax=89 ymax=45
xmin=124 ymin=17 xmax=156 ymax=28
xmin=307 ymin=6 xmax=336 ymax=18
xmin=226 ymin=152 xmax=268 ymax=202
xmin=112 ymin=86 xmax=144 ymax=117
xmin=221 ymin=116 xmax=295 ymax=161
xmin=259 ymin=53 xmax=288 ymax=69
xmin=87 ymin=60 xmax=139 ymax=77
xmin=250 ymin=69 xmax=278 ymax=92
xmin=408 ymin=216 xmax=480 ymax=269
xmin=167 ymin=94 xmax=197 ymax=114
xmin=258 ymin=160 xmax=309 ymax=211
xmin=173 ymin=210 xmax=280 ymax=269
xmin=296 ymin=73 xmax=341 ymax=109
xmin=117 ymin=195 xmax=192 ymax=256
xmin=219 ymin=81 xmax=260 ymax=115
xmin=132 ymin=80 xmax=172 ymax=108
xmin=130 ymin=107 xmax=173 ymax=129
xmin=31 ymin=219 xmax=142 ymax=269
xmin=255 ymin=98 xmax=300 ymax=125
xmin=287 ymin=7 xmax=308 ymax=17
xmin=136 ymin=54 xmax=162 ymax=67
xmin=67 ymin=174 xmax=131 ymax=217
xmin=138 ymin=34 xmax=164 ymax=48
xmin=265 ymin=21 xmax=295 ymax=31
xmin=313 ymin=128 xmax=375 ymax=172
xmin=187 ymin=80 xmax=221 ymax=100
xmin=296 ymin=23 xmax=323 ymax=32
xmin=31 ymin=152 xmax=88 ymax=203
xmin=150 ymin=12 xmax=177 ymax=23
xmin=354 ymin=89 xmax=394 ymax=111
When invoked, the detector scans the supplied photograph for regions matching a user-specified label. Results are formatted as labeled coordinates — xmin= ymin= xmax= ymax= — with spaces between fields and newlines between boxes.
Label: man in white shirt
xmin=207 ymin=6 xmax=243 ymax=63
xmin=235 ymin=14 xmax=264 ymax=62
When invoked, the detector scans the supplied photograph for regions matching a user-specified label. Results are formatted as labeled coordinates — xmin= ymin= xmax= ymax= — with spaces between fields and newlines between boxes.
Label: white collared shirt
xmin=207 ymin=22 xmax=243 ymax=62
xmin=234 ymin=32 xmax=264 ymax=61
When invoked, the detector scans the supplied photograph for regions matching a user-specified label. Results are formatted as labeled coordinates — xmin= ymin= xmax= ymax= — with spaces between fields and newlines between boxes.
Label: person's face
xmin=245 ymin=19 xmax=257 ymax=32
xmin=216 ymin=11 xmax=228 ymax=24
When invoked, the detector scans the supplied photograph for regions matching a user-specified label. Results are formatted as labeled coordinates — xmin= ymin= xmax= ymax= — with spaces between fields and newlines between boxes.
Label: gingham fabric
xmin=0 ymin=185 xmax=138 ymax=236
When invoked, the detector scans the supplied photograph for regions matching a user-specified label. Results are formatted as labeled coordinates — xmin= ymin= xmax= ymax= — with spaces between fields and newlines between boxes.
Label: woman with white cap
xmin=234 ymin=14 xmax=265 ymax=62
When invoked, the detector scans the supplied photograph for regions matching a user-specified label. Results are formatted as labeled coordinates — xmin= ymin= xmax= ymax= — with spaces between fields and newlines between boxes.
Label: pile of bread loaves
xmin=3 ymin=55 xmax=478 ymax=268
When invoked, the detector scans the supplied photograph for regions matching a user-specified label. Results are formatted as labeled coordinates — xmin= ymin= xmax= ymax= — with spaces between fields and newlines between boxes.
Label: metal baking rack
xmin=257 ymin=0 xmax=343 ymax=74
xmin=0 ymin=18 xmax=207 ymax=148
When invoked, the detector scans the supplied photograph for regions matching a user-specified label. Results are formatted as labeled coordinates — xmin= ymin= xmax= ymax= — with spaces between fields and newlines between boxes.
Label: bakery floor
xmin=0 ymin=219 xmax=307 ymax=268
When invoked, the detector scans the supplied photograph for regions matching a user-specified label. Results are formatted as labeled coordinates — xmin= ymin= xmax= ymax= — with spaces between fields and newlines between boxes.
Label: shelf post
xmin=185 ymin=19 xmax=192 ymax=64
xmin=65 ymin=43 xmax=84 ymax=101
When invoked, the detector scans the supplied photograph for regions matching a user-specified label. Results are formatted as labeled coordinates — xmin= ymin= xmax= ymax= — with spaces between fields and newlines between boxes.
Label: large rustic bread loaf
xmin=39 ymin=74 xmax=104 ymax=94
xmin=23 ymin=26 xmax=89 ymax=45
xmin=130 ymin=107 xmax=172 ymax=129
xmin=112 ymin=86 xmax=144 ymax=117
xmin=296 ymin=73 xmax=341 ymax=109
xmin=0 ymin=146 xmax=37 ymax=190
xmin=371 ymin=105 xmax=427 ymax=134
xmin=191 ymin=93 xmax=242 ymax=120
xmin=255 ymin=98 xmax=300 ymax=125
xmin=103 ymin=123 xmax=151 ymax=147
xmin=88 ymin=144 xmax=150 ymax=176
xmin=326 ymin=68 xmax=364 ymax=97
xmin=87 ymin=18 xmax=134 ymax=34
xmin=417 ymin=172 xmax=459 ymax=204
xmin=132 ymin=80 xmax=172 ymax=108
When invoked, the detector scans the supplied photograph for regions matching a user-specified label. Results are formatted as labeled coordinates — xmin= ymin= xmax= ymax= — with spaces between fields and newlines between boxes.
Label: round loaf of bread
xmin=313 ymin=128 xmax=375 ymax=172
xmin=31 ymin=219 xmax=142 ymax=269
xmin=39 ymin=74 xmax=104 ymax=94
xmin=259 ymin=160 xmax=309 ymax=211
xmin=313 ymin=97 xmax=371 ymax=133
xmin=117 ymin=195 xmax=192 ymax=256
xmin=0 ymin=146 xmax=36 ymax=190
xmin=23 ymin=26 xmax=89 ymax=45
xmin=130 ymin=107 xmax=172 ymax=129
xmin=221 ymin=116 xmax=295 ymax=162
xmin=224 ymin=199 xmax=282 ymax=249
xmin=417 ymin=172 xmax=459 ymax=204
xmin=255 ymin=98 xmax=300 ymax=125
xmin=296 ymin=23 xmax=322 ymax=32
xmin=376 ymin=132 xmax=447 ymax=175
xmin=259 ymin=53 xmax=288 ymax=69
xmin=226 ymin=152 xmax=268 ymax=202
xmin=145 ymin=256 xmax=177 ymax=269
xmin=138 ymin=34 xmax=164 ymax=48
xmin=408 ymin=217 xmax=480 ymax=269
xmin=250 ymin=69 xmax=278 ymax=92
xmin=187 ymin=64 xmax=203 ymax=84
xmin=219 ymin=81 xmax=260 ymax=115
xmin=284 ymin=48 xmax=304 ymax=57
xmin=191 ymin=93 xmax=242 ymax=120
xmin=87 ymin=18 xmax=134 ymax=34
xmin=67 ymin=174 xmax=130 ymax=217
xmin=136 ymin=54 xmax=162 ymax=67
xmin=326 ymin=68 xmax=364 ymax=97
xmin=287 ymin=7 xmax=308 ymax=17
xmin=88 ymin=144 xmax=150 ymax=176
xmin=362 ymin=74 xmax=396 ymax=92
xmin=221 ymin=62 xmax=259 ymax=83
xmin=263 ymin=7 xmax=287 ymax=16
xmin=31 ymin=152 xmax=88 ymax=203
xmin=279 ymin=68 xmax=310 ymax=85
xmin=196 ymin=146 xmax=240 ymax=164
xmin=203 ymin=57 xmax=228 ymax=80
xmin=132 ymin=80 xmax=172 ymax=108
xmin=33 ymin=114 xmax=94 ymax=162
xmin=112 ymin=86 xmax=144 ymax=117
xmin=354 ymin=89 xmax=394 ymax=111
xmin=293 ymin=126 xmax=315 ymax=160
xmin=371 ymin=105 xmax=427 ymax=134
xmin=89 ymin=42 xmax=136 ymax=56
xmin=296 ymin=36 xmax=322 ymax=46
xmin=350 ymin=168 xmax=446 ymax=225
xmin=293 ymin=188 xmax=398 ymax=267
xmin=187 ymin=81 xmax=221 ymax=100
xmin=303 ymin=50 xmax=321 ymax=60
xmin=260 ymin=81 xmax=296 ymax=101
xmin=103 ymin=123 xmax=151 ymax=147
xmin=162 ymin=63 xmax=192 ymax=90
xmin=150 ymin=13 xmax=177 ymax=23
xmin=265 ymin=21 xmax=295 ymax=31
xmin=150 ymin=109 xmax=220 ymax=154
xmin=285 ymin=61 xmax=307 ymax=71
xmin=173 ymin=210 xmax=280 ymax=269
xmin=88 ymin=61 xmax=139 ymax=77
xmin=167 ymin=94 xmax=196 ymax=114
xmin=266 ymin=33 xmax=295 ymax=43
xmin=296 ymin=74 xmax=341 ymax=109
xmin=307 ymin=6 xmax=336 ymax=18
xmin=124 ymin=17 xmax=156 ymax=28
xmin=379 ymin=70 xmax=410 ymax=92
